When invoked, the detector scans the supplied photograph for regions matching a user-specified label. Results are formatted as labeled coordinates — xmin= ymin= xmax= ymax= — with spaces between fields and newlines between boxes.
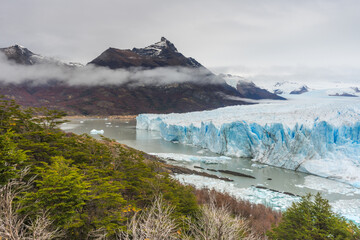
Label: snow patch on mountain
xmin=220 ymin=73 xmax=248 ymax=89
xmin=132 ymin=37 xmax=179 ymax=57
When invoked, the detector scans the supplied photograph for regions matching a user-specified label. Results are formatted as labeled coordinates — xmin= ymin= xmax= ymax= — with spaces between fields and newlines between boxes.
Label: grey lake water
xmin=61 ymin=118 xmax=360 ymax=222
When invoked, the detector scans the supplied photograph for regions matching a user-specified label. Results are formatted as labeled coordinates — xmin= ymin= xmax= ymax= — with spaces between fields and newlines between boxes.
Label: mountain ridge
xmin=0 ymin=38 xmax=284 ymax=115
xmin=88 ymin=37 xmax=203 ymax=69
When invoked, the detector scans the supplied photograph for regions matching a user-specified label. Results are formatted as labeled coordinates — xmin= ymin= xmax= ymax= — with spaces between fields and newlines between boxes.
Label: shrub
xmin=194 ymin=188 xmax=281 ymax=237
xmin=267 ymin=193 xmax=360 ymax=240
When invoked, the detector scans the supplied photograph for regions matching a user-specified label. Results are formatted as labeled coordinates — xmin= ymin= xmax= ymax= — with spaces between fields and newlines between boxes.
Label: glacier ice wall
xmin=137 ymin=113 xmax=360 ymax=187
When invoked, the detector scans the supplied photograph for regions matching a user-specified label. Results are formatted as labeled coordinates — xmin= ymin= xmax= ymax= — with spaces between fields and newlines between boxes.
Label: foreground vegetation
xmin=267 ymin=193 xmax=360 ymax=240
xmin=1 ymin=97 xmax=359 ymax=239
xmin=0 ymin=98 xmax=199 ymax=239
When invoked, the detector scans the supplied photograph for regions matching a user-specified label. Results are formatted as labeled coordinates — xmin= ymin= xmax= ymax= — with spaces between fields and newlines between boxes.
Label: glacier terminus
xmin=137 ymin=91 xmax=360 ymax=188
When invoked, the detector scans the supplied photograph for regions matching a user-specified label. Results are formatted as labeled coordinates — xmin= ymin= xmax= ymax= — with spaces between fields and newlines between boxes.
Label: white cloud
xmin=0 ymin=53 xmax=220 ymax=86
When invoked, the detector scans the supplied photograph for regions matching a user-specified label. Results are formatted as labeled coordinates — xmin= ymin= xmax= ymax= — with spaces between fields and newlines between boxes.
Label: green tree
xmin=0 ymin=131 xmax=28 ymax=185
xmin=267 ymin=193 xmax=360 ymax=240
xmin=23 ymin=156 xmax=90 ymax=228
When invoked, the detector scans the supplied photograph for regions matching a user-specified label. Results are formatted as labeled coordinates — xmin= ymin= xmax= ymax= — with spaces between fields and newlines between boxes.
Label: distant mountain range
xmin=0 ymin=38 xmax=283 ymax=115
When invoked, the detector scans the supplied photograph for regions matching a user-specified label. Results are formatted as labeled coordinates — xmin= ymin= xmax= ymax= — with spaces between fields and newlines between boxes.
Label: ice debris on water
xmin=150 ymin=153 xmax=231 ymax=164
xmin=90 ymin=129 xmax=104 ymax=135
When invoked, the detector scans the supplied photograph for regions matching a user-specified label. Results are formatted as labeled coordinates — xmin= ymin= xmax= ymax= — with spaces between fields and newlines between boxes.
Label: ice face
xmin=136 ymin=95 xmax=360 ymax=187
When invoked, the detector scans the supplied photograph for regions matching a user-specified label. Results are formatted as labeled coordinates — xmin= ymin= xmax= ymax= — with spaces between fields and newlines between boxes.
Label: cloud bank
xmin=0 ymin=53 xmax=220 ymax=87
xmin=213 ymin=65 xmax=360 ymax=90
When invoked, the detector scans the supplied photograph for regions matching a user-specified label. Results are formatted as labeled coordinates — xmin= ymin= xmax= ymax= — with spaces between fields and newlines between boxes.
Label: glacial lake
xmin=61 ymin=118 xmax=360 ymax=223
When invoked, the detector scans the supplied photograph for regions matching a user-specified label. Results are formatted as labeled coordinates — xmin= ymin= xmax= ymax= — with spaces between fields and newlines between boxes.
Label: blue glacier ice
xmin=137 ymin=98 xmax=360 ymax=187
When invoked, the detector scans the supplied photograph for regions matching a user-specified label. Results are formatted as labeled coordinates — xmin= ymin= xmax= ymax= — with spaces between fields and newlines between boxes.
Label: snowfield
xmin=137 ymin=91 xmax=360 ymax=187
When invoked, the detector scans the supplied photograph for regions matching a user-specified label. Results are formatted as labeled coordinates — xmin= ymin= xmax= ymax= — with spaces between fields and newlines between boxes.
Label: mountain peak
xmin=0 ymin=45 xmax=82 ymax=67
xmin=3 ymin=44 xmax=33 ymax=54
xmin=90 ymin=37 xmax=203 ymax=69
xmin=132 ymin=37 xmax=178 ymax=57
xmin=0 ymin=44 xmax=38 ymax=65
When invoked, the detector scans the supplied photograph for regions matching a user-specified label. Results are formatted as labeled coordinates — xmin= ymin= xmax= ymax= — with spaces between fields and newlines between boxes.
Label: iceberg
xmin=90 ymin=129 xmax=104 ymax=135
xmin=137 ymin=97 xmax=360 ymax=187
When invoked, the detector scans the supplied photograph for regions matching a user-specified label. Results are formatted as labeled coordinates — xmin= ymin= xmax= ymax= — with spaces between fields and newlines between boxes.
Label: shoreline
xmin=63 ymin=115 xmax=137 ymax=120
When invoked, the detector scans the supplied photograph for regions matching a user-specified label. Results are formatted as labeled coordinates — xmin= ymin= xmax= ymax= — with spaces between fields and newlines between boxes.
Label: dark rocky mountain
xmin=0 ymin=82 xmax=248 ymax=115
xmin=235 ymin=81 xmax=284 ymax=100
xmin=0 ymin=45 xmax=39 ymax=65
xmin=289 ymin=86 xmax=309 ymax=95
xmin=0 ymin=45 xmax=83 ymax=67
xmin=0 ymin=38 xmax=283 ymax=115
xmin=219 ymin=73 xmax=284 ymax=100
xmin=89 ymin=37 xmax=203 ymax=69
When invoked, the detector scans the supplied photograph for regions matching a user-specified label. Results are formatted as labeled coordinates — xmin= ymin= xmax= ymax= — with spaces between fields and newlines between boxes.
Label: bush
xmin=194 ymin=188 xmax=281 ymax=237
xmin=267 ymin=193 xmax=360 ymax=240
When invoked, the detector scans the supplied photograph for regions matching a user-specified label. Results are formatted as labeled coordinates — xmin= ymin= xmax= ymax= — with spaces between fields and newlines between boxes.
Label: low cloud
xmin=213 ymin=65 xmax=360 ymax=90
xmin=0 ymin=53 xmax=221 ymax=87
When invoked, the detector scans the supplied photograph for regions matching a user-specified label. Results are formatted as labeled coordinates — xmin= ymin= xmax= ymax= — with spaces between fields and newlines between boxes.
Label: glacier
xmin=137 ymin=94 xmax=360 ymax=187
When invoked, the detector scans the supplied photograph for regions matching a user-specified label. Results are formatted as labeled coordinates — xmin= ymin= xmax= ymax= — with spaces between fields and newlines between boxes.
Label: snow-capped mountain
xmin=220 ymin=73 xmax=285 ymax=100
xmin=219 ymin=74 xmax=310 ymax=95
xmin=89 ymin=37 xmax=203 ymax=69
xmin=0 ymin=45 xmax=46 ymax=65
xmin=0 ymin=45 xmax=83 ymax=67
xmin=272 ymin=81 xmax=309 ymax=95
xmin=327 ymin=87 xmax=360 ymax=97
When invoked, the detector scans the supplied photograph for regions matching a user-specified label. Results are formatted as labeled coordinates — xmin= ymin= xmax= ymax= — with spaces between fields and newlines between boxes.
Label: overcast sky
xmin=1 ymin=0 xmax=360 ymax=78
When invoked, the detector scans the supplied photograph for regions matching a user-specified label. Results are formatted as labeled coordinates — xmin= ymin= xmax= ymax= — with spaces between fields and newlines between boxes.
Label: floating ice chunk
xmin=90 ymin=129 xmax=104 ymax=135
xmin=295 ymin=175 xmax=360 ymax=195
xmin=60 ymin=123 xmax=79 ymax=130
xmin=174 ymin=174 xmax=360 ymax=224
xmin=150 ymin=153 xmax=231 ymax=164
xmin=332 ymin=199 xmax=360 ymax=224
xmin=241 ymin=168 xmax=253 ymax=172
xmin=174 ymin=174 xmax=299 ymax=211
xmin=251 ymin=163 xmax=267 ymax=169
